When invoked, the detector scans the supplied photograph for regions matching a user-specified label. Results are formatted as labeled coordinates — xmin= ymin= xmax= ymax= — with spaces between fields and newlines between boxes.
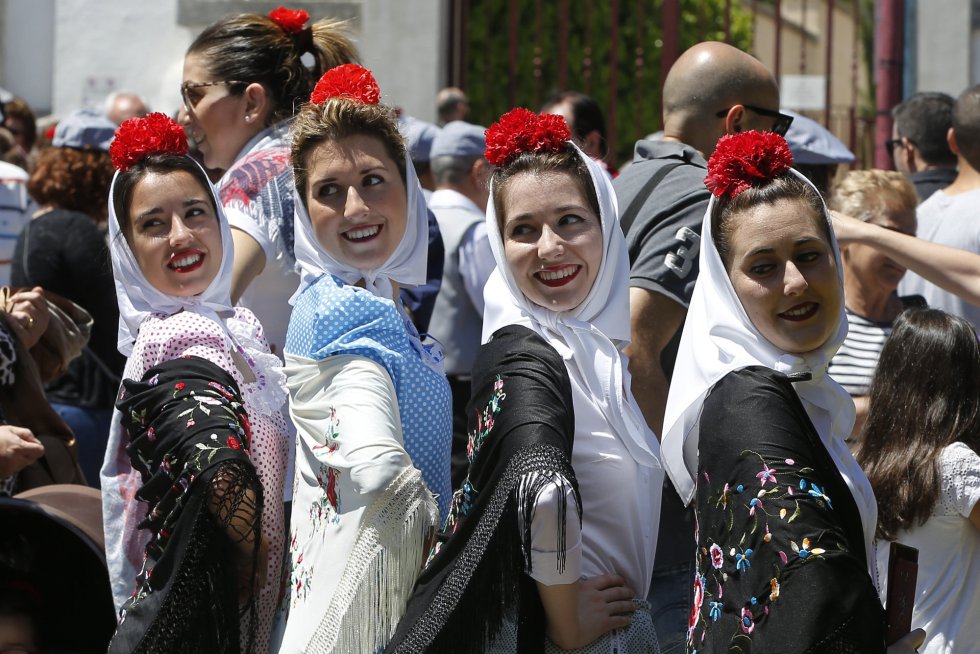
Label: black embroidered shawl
xmin=691 ymin=366 xmax=885 ymax=653
xmin=107 ymin=356 xmax=263 ymax=654
xmin=385 ymin=325 xmax=581 ymax=654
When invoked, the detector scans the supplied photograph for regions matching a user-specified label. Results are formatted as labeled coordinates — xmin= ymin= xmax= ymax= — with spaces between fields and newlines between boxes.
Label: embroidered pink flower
xmin=756 ymin=463 xmax=777 ymax=486
xmin=689 ymin=575 xmax=705 ymax=632
xmin=740 ymin=607 xmax=755 ymax=634
xmin=146 ymin=427 xmax=156 ymax=443
xmin=710 ymin=543 xmax=724 ymax=569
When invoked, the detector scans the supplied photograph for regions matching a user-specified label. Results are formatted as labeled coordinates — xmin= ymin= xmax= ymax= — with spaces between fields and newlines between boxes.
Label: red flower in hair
xmin=484 ymin=108 xmax=571 ymax=168
xmin=310 ymin=64 xmax=381 ymax=106
xmin=269 ymin=6 xmax=310 ymax=34
xmin=704 ymin=131 xmax=794 ymax=198
xmin=110 ymin=112 xmax=188 ymax=172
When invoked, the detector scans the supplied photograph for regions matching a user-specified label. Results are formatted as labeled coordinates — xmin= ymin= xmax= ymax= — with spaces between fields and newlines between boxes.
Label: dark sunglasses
xmin=885 ymin=137 xmax=910 ymax=157
xmin=715 ymin=104 xmax=794 ymax=137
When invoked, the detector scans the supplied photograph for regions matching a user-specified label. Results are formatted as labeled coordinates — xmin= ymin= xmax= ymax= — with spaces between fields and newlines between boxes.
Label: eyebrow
xmin=506 ymin=204 xmax=591 ymax=224
xmin=746 ymin=236 xmax=821 ymax=257
xmin=137 ymin=198 xmax=208 ymax=221
xmin=313 ymin=165 xmax=386 ymax=184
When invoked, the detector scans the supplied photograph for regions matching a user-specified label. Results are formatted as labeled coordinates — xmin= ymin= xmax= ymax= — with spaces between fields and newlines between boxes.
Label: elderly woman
xmin=662 ymin=132 xmax=924 ymax=653
xmin=278 ymin=65 xmax=451 ymax=654
xmin=825 ymin=170 xmax=921 ymax=437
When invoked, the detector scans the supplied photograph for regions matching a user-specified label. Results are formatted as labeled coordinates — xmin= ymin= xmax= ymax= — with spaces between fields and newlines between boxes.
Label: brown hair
xmin=2 ymin=97 xmax=37 ymax=151
xmin=857 ymin=308 xmax=980 ymax=540
xmin=490 ymin=145 xmax=599 ymax=229
xmin=828 ymin=169 xmax=918 ymax=223
xmin=710 ymin=173 xmax=828 ymax=267
xmin=27 ymin=147 xmax=114 ymax=221
xmin=187 ymin=14 xmax=358 ymax=125
xmin=290 ymin=98 xmax=407 ymax=204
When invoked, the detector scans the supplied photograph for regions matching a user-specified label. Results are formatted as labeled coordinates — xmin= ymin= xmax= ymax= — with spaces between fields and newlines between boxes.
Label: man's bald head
xmin=662 ymin=42 xmax=780 ymax=156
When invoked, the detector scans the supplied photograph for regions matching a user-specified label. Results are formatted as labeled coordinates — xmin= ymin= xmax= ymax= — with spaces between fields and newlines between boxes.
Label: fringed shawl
xmin=385 ymin=325 xmax=581 ymax=654
xmin=107 ymin=356 xmax=263 ymax=654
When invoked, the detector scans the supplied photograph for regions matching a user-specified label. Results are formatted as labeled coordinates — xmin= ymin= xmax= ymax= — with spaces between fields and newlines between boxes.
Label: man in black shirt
xmin=614 ymin=41 xmax=787 ymax=654
xmin=890 ymin=92 xmax=958 ymax=203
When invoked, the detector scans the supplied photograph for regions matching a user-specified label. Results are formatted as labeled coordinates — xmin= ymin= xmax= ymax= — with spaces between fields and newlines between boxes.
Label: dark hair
xmin=2 ymin=97 xmax=37 ymax=151
xmin=111 ymin=154 xmax=217 ymax=236
xmin=892 ymin=92 xmax=956 ymax=167
xmin=541 ymin=91 xmax=607 ymax=144
xmin=291 ymin=99 xmax=407 ymax=205
xmin=710 ymin=173 xmax=828 ymax=267
xmin=187 ymin=14 xmax=358 ymax=125
xmin=856 ymin=308 xmax=980 ymax=541
xmin=953 ymin=85 xmax=980 ymax=171
xmin=490 ymin=144 xmax=599 ymax=229
xmin=27 ymin=147 xmax=114 ymax=220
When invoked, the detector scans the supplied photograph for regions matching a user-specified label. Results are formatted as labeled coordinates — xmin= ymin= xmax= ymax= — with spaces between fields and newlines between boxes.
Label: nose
xmin=538 ymin=225 xmax=564 ymax=261
xmin=169 ymin=215 xmax=193 ymax=247
xmin=177 ymin=104 xmax=191 ymax=125
xmin=783 ymin=261 xmax=808 ymax=295
xmin=344 ymin=186 xmax=370 ymax=222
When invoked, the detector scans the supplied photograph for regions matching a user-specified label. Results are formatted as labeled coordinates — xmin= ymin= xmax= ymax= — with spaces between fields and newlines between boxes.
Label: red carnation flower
xmin=704 ymin=131 xmax=793 ymax=198
xmin=310 ymin=64 xmax=381 ymax=106
xmin=269 ymin=6 xmax=309 ymax=33
xmin=484 ymin=108 xmax=571 ymax=168
xmin=110 ymin=112 xmax=188 ymax=172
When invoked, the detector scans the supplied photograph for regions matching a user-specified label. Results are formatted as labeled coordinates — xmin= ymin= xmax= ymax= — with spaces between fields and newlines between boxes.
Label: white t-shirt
xmin=875 ymin=442 xmax=980 ymax=654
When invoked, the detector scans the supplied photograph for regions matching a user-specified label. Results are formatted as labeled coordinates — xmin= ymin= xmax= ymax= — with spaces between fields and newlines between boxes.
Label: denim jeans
xmin=51 ymin=403 xmax=113 ymax=489
xmin=646 ymin=560 xmax=693 ymax=654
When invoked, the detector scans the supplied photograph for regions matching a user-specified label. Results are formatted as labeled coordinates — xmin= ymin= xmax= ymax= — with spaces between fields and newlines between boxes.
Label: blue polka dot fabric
xmin=286 ymin=274 xmax=453 ymax=519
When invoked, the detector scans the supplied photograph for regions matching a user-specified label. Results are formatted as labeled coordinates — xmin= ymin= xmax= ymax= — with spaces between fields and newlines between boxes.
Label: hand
xmin=887 ymin=628 xmax=926 ymax=654
xmin=6 ymin=287 xmax=48 ymax=349
xmin=546 ymin=574 xmax=635 ymax=650
xmin=829 ymin=210 xmax=867 ymax=246
xmin=0 ymin=425 xmax=44 ymax=477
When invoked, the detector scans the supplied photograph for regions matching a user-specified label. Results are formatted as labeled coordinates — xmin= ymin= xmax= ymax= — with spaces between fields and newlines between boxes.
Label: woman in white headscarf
xmin=99 ymin=113 xmax=288 ymax=652
xmin=277 ymin=65 xmax=449 ymax=654
xmin=661 ymin=131 xmax=923 ymax=653
xmin=387 ymin=108 xmax=663 ymax=654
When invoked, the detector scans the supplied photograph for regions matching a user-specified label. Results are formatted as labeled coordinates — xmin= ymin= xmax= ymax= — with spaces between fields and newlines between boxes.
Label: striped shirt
xmin=829 ymin=298 xmax=924 ymax=396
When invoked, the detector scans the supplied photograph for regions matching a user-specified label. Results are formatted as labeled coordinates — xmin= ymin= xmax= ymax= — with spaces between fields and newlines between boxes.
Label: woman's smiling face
xmin=499 ymin=170 xmax=603 ymax=313
xmin=303 ymin=133 xmax=408 ymax=270
xmin=126 ymin=170 xmax=223 ymax=297
xmin=725 ymin=197 xmax=842 ymax=354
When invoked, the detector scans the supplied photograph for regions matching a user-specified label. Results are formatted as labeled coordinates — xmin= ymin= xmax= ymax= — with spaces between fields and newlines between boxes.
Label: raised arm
xmin=833 ymin=211 xmax=980 ymax=307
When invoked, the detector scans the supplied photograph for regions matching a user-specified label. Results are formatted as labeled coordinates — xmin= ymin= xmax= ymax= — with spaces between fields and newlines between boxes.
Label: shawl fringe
xmin=305 ymin=466 xmax=439 ymax=654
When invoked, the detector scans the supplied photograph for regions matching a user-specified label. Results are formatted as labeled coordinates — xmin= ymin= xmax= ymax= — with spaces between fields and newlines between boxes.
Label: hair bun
xmin=109 ymin=113 xmax=188 ymax=172
xmin=484 ymin=107 xmax=570 ymax=168
xmin=704 ymin=131 xmax=794 ymax=199
xmin=310 ymin=64 xmax=381 ymax=106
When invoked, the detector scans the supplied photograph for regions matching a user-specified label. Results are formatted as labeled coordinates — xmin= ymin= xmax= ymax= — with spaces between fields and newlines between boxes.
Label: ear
xmin=242 ymin=83 xmax=269 ymax=125
xmin=947 ymin=127 xmax=960 ymax=156
xmin=470 ymin=158 xmax=491 ymax=186
xmin=902 ymin=137 xmax=919 ymax=173
xmin=724 ymin=105 xmax=747 ymax=134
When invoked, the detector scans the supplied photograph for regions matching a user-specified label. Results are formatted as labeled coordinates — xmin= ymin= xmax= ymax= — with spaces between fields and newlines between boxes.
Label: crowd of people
xmin=0 ymin=6 xmax=978 ymax=654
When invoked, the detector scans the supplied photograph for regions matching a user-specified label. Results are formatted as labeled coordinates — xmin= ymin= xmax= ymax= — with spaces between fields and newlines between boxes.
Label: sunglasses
xmin=885 ymin=137 xmax=909 ymax=157
xmin=715 ymin=105 xmax=794 ymax=137
xmin=180 ymin=80 xmax=246 ymax=112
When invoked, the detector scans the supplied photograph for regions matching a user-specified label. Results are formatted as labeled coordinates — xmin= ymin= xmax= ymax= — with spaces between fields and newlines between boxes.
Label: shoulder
xmin=938 ymin=442 xmax=980 ymax=517
xmin=702 ymin=367 xmax=808 ymax=447
xmin=475 ymin=325 xmax=573 ymax=414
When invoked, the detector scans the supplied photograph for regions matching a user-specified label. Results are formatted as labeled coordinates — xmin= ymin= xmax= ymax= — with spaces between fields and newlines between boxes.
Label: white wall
xmin=917 ymin=0 xmax=972 ymax=96
xmin=24 ymin=0 xmax=446 ymax=122
xmin=1 ymin=0 xmax=55 ymax=114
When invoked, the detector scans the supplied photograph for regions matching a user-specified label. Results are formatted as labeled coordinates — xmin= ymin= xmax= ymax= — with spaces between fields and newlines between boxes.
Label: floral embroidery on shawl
xmin=690 ymin=449 xmax=843 ymax=652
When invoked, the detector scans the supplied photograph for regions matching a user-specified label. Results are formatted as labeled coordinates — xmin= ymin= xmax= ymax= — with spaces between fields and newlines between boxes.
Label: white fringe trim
xmin=305 ymin=466 xmax=439 ymax=653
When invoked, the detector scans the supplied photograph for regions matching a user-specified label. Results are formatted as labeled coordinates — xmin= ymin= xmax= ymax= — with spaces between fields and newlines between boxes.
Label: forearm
xmin=625 ymin=351 xmax=669 ymax=438
xmin=230 ymin=228 xmax=267 ymax=304
xmin=842 ymin=216 xmax=980 ymax=306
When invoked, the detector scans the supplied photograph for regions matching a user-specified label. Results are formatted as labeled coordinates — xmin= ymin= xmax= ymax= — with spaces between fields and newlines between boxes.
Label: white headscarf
xmin=482 ymin=143 xmax=661 ymax=469
xmin=107 ymin=158 xmax=237 ymax=356
xmin=291 ymin=149 xmax=429 ymax=303
xmin=661 ymin=169 xmax=878 ymax=570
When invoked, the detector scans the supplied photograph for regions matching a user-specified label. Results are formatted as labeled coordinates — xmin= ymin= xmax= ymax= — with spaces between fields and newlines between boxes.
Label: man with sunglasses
xmin=612 ymin=40 xmax=786 ymax=654
xmin=889 ymin=92 xmax=957 ymax=203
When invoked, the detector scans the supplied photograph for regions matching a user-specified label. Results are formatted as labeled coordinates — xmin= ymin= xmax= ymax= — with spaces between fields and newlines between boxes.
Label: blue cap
xmin=430 ymin=120 xmax=486 ymax=160
xmin=783 ymin=110 xmax=855 ymax=165
xmin=400 ymin=115 xmax=441 ymax=163
xmin=52 ymin=109 xmax=117 ymax=151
